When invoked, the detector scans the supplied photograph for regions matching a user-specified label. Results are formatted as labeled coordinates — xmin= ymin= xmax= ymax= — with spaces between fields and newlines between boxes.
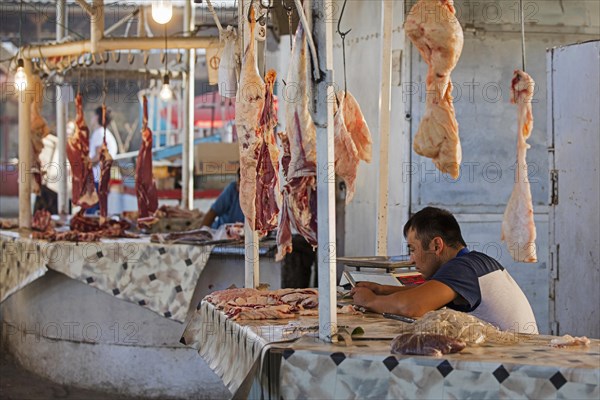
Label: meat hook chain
xmin=260 ymin=0 xmax=273 ymax=76
xmin=282 ymin=0 xmax=294 ymax=52
xmin=519 ymin=0 xmax=526 ymax=72
xmin=337 ymin=0 xmax=351 ymax=97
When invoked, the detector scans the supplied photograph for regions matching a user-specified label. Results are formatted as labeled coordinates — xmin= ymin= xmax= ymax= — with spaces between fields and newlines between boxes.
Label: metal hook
xmin=337 ymin=0 xmax=351 ymax=38
xmin=259 ymin=0 xmax=275 ymax=10
xmin=93 ymin=52 xmax=103 ymax=65
xmin=103 ymin=51 xmax=110 ymax=64
xmin=112 ymin=51 xmax=120 ymax=63
xmin=282 ymin=0 xmax=293 ymax=13
xmin=128 ymin=50 xmax=135 ymax=65
xmin=337 ymin=0 xmax=351 ymax=95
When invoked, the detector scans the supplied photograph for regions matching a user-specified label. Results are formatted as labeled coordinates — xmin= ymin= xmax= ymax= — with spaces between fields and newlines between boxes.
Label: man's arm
xmin=201 ymin=209 xmax=217 ymax=228
xmin=356 ymin=281 xmax=412 ymax=295
xmin=351 ymin=280 xmax=457 ymax=318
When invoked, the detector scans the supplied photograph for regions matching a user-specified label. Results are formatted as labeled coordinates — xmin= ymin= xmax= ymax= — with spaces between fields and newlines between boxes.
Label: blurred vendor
xmin=201 ymin=169 xmax=244 ymax=229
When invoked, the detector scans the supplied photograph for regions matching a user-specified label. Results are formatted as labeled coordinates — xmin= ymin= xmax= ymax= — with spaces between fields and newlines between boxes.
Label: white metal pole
xmin=18 ymin=59 xmax=33 ymax=228
xmin=376 ymin=0 xmax=394 ymax=256
xmin=21 ymin=37 xmax=220 ymax=59
xmin=182 ymin=0 xmax=195 ymax=210
xmin=56 ymin=0 xmax=68 ymax=215
xmin=311 ymin=0 xmax=337 ymax=342
xmin=90 ymin=0 xmax=104 ymax=54
xmin=244 ymin=222 xmax=259 ymax=288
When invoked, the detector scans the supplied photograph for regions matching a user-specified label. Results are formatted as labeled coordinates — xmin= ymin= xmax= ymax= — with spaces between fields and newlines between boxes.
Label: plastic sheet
xmin=405 ymin=309 xmax=519 ymax=345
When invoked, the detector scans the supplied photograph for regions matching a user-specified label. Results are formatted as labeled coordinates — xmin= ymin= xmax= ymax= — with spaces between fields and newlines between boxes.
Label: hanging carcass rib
xmin=501 ymin=70 xmax=537 ymax=263
xmin=67 ymin=93 xmax=98 ymax=208
xmin=254 ymin=70 xmax=281 ymax=232
xmin=98 ymin=105 xmax=113 ymax=223
xmin=135 ymin=96 xmax=159 ymax=219
xmin=30 ymin=75 xmax=51 ymax=195
xmin=405 ymin=0 xmax=464 ymax=179
xmin=334 ymin=91 xmax=373 ymax=203
xmin=277 ymin=23 xmax=318 ymax=260
xmin=235 ymin=6 xmax=265 ymax=229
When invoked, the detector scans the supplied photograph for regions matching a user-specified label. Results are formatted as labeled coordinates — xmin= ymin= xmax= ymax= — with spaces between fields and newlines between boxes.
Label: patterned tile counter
xmin=0 ymin=230 xmax=213 ymax=321
xmin=183 ymin=302 xmax=600 ymax=399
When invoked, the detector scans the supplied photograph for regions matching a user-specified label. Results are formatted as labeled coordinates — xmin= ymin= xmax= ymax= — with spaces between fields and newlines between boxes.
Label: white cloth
xmin=89 ymin=127 xmax=118 ymax=182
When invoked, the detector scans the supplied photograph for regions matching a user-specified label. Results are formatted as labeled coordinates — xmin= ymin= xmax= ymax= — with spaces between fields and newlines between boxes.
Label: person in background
xmin=200 ymin=168 xmax=244 ymax=229
xmin=86 ymin=106 xmax=118 ymax=214
xmin=351 ymin=206 xmax=538 ymax=334
xmin=200 ymin=168 xmax=316 ymax=289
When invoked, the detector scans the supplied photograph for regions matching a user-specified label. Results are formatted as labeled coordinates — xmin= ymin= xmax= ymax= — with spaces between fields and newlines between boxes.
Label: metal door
xmin=547 ymin=41 xmax=600 ymax=337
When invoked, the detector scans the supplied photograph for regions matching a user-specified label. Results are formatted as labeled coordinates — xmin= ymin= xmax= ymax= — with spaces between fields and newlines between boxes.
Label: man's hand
xmin=355 ymin=281 xmax=383 ymax=295
xmin=350 ymin=287 xmax=376 ymax=309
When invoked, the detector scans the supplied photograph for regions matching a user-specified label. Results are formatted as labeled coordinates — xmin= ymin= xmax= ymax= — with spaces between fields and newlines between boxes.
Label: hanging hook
xmin=112 ymin=51 xmax=120 ymax=63
xmin=103 ymin=51 xmax=110 ymax=64
xmin=337 ymin=0 xmax=351 ymax=96
xmin=282 ymin=0 xmax=294 ymax=51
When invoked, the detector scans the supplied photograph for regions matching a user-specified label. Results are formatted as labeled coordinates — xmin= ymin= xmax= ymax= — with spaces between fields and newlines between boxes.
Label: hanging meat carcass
xmin=501 ymin=70 xmax=537 ymax=263
xmin=30 ymin=75 xmax=51 ymax=195
xmin=405 ymin=0 xmax=464 ymax=179
xmin=333 ymin=91 xmax=373 ymax=203
xmin=254 ymin=70 xmax=281 ymax=232
xmin=276 ymin=23 xmax=319 ymax=260
xmin=67 ymin=93 xmax=98 ymax=208
xmin=135 ymin=96 xmax=159 ymax=219
xmin=236 ymin=6 xmax=265 ymax=229
xmin=97 ymin=105 xmax=113 ymax=223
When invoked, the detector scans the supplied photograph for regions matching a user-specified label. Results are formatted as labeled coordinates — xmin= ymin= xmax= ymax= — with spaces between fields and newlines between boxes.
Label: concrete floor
xmin=0 ymin=349 xmax=155 ymax=400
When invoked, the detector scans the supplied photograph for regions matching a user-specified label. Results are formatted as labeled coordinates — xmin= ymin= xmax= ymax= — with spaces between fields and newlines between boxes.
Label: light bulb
xmin=159 ymin=74 xmax=173 ymax=101
xmin=15 ymin=59 xmax=27 ymax=91
xmin=152 ymin=1 xmax=173 ymax=25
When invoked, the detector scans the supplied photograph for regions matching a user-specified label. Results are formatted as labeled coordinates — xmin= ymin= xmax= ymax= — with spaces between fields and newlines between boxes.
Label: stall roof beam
xmin=21 ymin=36 xmax=221 ymax=59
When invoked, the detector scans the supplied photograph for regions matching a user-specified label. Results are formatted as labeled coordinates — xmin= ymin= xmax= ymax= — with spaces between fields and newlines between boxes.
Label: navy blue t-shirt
xmin=430 ymin=248 xmax=538 ymax=333
xmin=431 ymin=248 xmax=503 ymax=312
xmin=210 ymin=182 xmax=244 ymax=228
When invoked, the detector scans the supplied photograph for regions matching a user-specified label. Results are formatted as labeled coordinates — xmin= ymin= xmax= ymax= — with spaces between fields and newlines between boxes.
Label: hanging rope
xmin=519 ymin=0 xmax=526 ymax=71
xmin=293 ymin=0 xmax=320 ymax=80
xmin=205 ymin=0 xmax=224 ymax=38
xmin=337 ymin=0 xmax=351 ymax=97
xmin=102 ymin=61 xmax=107 ymax=143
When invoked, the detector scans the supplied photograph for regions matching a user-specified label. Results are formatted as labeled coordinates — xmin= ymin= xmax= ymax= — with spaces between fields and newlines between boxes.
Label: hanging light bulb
xmin=159 ymin=74 xmax=173 ymax=102
xmin=15 ymin=58 xmax=27 ymax=91
xmin=152 ymin=1 xmax=173 ymax=25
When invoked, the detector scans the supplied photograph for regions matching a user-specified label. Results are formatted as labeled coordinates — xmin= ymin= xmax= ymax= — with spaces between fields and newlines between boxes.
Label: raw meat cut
xmin=285 ymin=23 xmax=316 ymax=179
xmin=30 ymin=75 xmax=51 ymax=195
xmin=391 ymin=333 xmax=466 ymax=356
xmin=277 ymin=23 xmax=318 ymax=260
xmin=97 ymin=105 xmax=113 ymax=223
xmin=501 ymin=70 xmax=537 ymax=263
xmin=135 ymin=96 xmax=159 ymax=219
xmin=254 ymin=70 xmax=281 ymax=232
xmin=235 ymin=7 xmax=265 ymax=229
xmin=67 ymin=94 xmax=98 ymax=208
xmin=405 ymin=0 xmax=464 ymax=178
xmin=32 ymin=210 xmax=135 ymax=242
xmin=32 ymin=210 xmax=52 ymax=231
xmin=549 ymin=335 xmax=590 ymax=348
xmin=341 ymin=91 xmax=372 ymax=163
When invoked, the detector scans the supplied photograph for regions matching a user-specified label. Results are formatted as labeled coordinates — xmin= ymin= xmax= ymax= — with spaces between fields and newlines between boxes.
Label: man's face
xmin=406 ymin=228 xmax=440 ymax=279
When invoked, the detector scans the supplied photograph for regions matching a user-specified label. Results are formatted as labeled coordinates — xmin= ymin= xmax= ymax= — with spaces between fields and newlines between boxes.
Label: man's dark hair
xmin=94 ymin=106 xmax=112 ymax=126
xmin=403 ymin=207 xmax=467 ymax=248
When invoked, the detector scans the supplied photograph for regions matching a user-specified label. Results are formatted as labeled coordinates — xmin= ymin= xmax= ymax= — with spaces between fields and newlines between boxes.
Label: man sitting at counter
xmin=351 ymin=207 xmax=538 ymax=334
